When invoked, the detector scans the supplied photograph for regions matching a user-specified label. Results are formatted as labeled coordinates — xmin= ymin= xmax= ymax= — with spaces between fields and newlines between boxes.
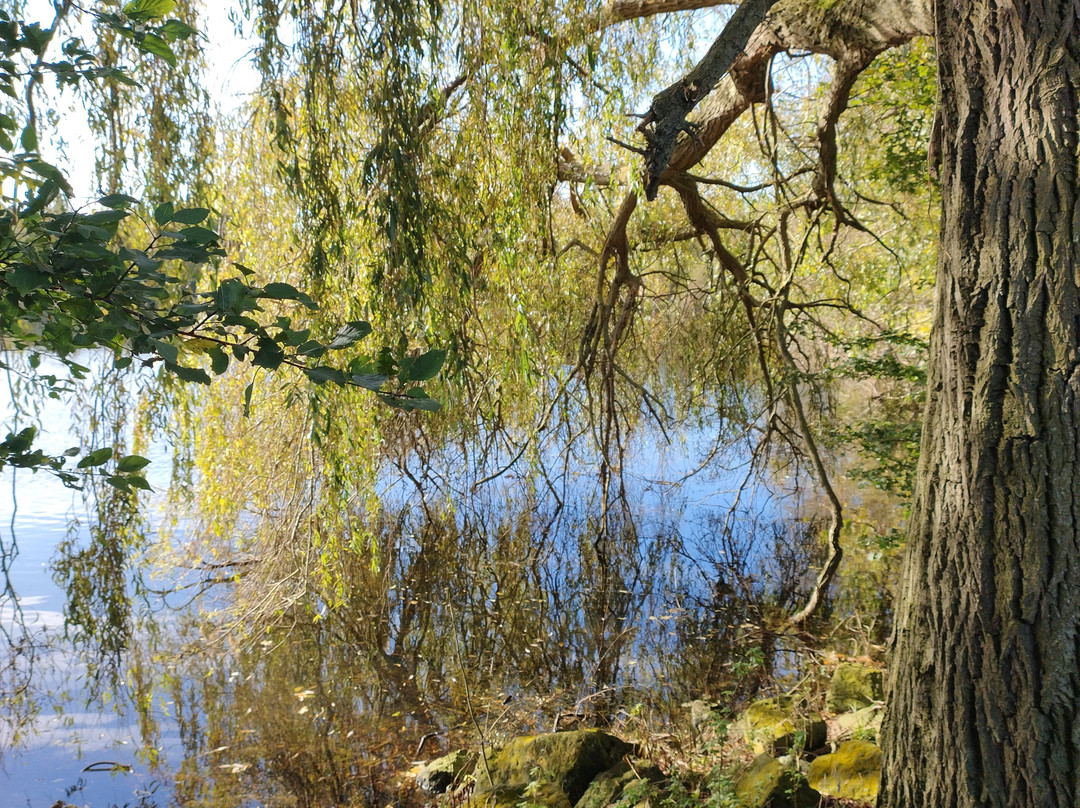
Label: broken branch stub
xmin=638 ymin=0 xmax=782 ymax=200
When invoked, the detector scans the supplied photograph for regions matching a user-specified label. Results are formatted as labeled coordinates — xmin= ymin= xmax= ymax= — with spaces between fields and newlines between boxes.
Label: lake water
xmin=0 ymin=364 xmax=814 ymax=808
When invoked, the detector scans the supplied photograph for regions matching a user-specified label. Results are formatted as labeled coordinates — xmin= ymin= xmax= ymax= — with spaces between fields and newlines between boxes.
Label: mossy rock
xmin=825 ymin=663 xmax=884 ymax=713
xmin=833 ymin=705 xmax=884 ymax=742
xmin=735 ymin=696 xmax=827 ymax=755
xmin=468 ymin=783 xmax=573 ymax=808
xmin=474 ymin=729 xmax=634 ymax=805
xmin=807 ymin=739 xmax=882 ymax=802
xmin=576 ymin=758 xmax=664 ymax=808
xmin=735 ymin=754 xmax=821 ymax=808
xmin=417 ymin=749 xmax=476 ymax=794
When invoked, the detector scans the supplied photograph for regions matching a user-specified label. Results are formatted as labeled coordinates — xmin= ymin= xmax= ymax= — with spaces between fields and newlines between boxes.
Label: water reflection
xmin=132 ymin=490 xmax=827 ymax=807
xmin=0 ymin=364 xmax=898 ymax=808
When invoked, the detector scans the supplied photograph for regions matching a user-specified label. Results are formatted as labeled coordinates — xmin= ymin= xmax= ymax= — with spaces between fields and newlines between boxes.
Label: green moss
xmin=826 ymin=664 xmax=885 ymax=713
xmin=807 ymin=740 xmax=883 ymax=802
xmin=468 ymin=783 xmax=573 ymax=808
xmin=735 ymin=697 xmax=827 ymax=755
xmin=576 ymin=759 xmax=664 ymax=808
xmin=735 ymin=754 xmax=821 ymax=808
xmin=474 ymin=730 xmax=634 ymax=805
xmin=416 ymin=749 xmax=476 ymax=794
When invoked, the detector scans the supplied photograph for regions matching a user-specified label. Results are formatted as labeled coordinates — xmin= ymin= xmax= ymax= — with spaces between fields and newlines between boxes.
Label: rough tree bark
xmin=879 ymin=0 xmax=1080 ymax=804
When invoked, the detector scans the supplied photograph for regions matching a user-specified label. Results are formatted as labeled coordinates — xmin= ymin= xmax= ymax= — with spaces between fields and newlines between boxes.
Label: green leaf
xmin=25 ymin=159 xmax=73 ymax=195
xmin=400 ymin=348 xmax=446 ymax=383
xmin=243 ymin=380 xmax=254 ymax=416
xmin=122 ymin=0 xmax=176 ymax=21
xmin=148 ymin=338 xmax=179 ymax=365
xmin=260 ymin=282 xmax=317 ymax=309
xmin=105 ymin=475 xmax=131 ymax=492
xmin=116 ymin=454 xmax=151 ymax=473
xmin=404 ymin=396 xmax=442 ymax=412
xmin=176 ymin=225 xmax=217 ymax=244
xmin=405 ymin=387 xmax=442 ymax=412
xmin=209 ymin=347 xmax=229 ymax=375
xmin=77 ymin=447 xmax=113 ymax=469
xmin=153 ymin=201 xmax=174 ymax=225
xmin=160 ymin=19 xmax=196 ymax=40
xmin=20 ymin=123 xmax=36 ymax=151
xmin=127 ymin=475 xmax=152 ymax=491
xmin=252 ymin=338 xmax=285 ymax=369
xmin=171 ymin=207 xmax=210 ymax=224
xmin=99 ymin=193 xmax=140 ymax=209
xmin=350 ymin=373 xmax=388 ymax=391
xmin=327 ymin=321 xmax=372 ymax=350
xmin=303 ymin=366 xmax=346 ymax=385
xmin=3 ymin=426 xmax=36 ymax=453
xmin=7 ymin=266 xmax=50 ymax=294
xmin=165 ymin=362 xmax=211 ymax=384
xmin=137 ymin=32 xmax=176 ymax=65
xmin=19 ymin=177 xmax=60 ymax=217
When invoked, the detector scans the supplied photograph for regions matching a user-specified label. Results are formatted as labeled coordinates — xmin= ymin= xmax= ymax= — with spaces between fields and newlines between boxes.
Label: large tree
xmin=877 ymin=0 xmax=1080 ymax=804
xmin=571 ymin=0 xmax=1080 ymax=801
xmin=639 ymin=0 xmax=1080 ymax=804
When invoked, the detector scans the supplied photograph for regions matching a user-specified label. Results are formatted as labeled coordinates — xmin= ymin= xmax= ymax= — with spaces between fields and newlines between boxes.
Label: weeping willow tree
xmin=3 ymin=0 xmax=943 ymax=792
xmin=162 ymin=0 xmax=932 ymax=631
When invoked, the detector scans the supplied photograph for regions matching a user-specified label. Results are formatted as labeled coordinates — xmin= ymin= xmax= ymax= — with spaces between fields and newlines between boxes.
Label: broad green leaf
xmin=2 ymin=427 xmax=36 ymax=453
xmin=153 ymin=201 xmax=174 ymax=225
xmin=304 ymin=366 xmax=346 ymax=385
xmin=25 ymin=159 xmax=73 ymax=194
xmin=405 ymin=388 xmax=442 ymax=411
xmin=127 ymin=475 xmax=152 ymax=491
xmin=165 ymin=362 xmax=211 ymax=384
xmin=19 ymin=177 xmax=60 ymax=217
xmin=350 ymin=373 xmax=388 ymax=391
xmin=261 ymin=282 xmax=317 ymax=309
xmin=122 ymin=0 xmax=176 ymax=21
xmin=20 ymin=123 xmax=36 ymax=151
xmin=327 ymin=321 xmax=372 ymax=350
xmin=76 ymin=447 xmax=113 ymax=468
xmin=105 ymin=475 xmax=131 ymax=492
xmin=99 ymin=193 xmax=139 ymax=208
xmin=403 ymin=396 xmax=441 ymax=412
xmin=160 ymin=19 xmax=196 ymax=40
xmin=209 ymin=347 xmax=229 ymax=375
xmin=171 ymin=207 xmax=210 ymax=224
xmin=252 ymin=338 xmax=285 ymax=369
xmin=137 ymin=33 xmax=176 ymax=65
xmin=400 ymin=348 xmax=446 ymax=383
xmin=116 ymin=454 xmax=151 ymax=473
xmin=7 ymin=266 xmax=50 ymax=294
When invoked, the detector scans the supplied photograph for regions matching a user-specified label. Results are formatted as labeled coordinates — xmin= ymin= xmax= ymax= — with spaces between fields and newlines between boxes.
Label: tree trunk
xmin=880 ymin=0 xmax=1080 ymax=805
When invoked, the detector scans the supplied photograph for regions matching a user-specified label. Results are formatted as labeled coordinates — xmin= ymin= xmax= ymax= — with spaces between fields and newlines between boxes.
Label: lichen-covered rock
xmin=833 ymin=704 xmax=884 ymax=742
xmin=825 ymin=663 xmax=884 ymax=713
xmin=735 ymin=696 xmax=827 ymax=754
xmin=735 ymin=754 xmax=821 ymax=808
xmin=416 ymin=749 xmax=476 ymax=794
xmin=474 ymin=729 xmax=634 ymax=805
xmin=576 ymin=758 xmax=664 ymax=808
xmin=807 ymin=739 xmax=882 ymax=802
